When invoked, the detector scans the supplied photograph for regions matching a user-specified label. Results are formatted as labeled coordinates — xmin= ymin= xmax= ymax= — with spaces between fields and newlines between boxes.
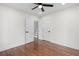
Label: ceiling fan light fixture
xmin=38 ymin=5 xmax=42 ymax=8
xmin=32 ymin=3 xmax=54 ymax=12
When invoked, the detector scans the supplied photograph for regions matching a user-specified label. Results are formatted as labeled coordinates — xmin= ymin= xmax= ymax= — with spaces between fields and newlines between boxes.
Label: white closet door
xmin=25 ymin=16 xmax=34 ymax=43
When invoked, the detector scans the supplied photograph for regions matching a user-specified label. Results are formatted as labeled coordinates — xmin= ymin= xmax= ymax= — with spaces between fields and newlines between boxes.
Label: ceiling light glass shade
xmin=38 ymin=5 xmax=42 ymax=8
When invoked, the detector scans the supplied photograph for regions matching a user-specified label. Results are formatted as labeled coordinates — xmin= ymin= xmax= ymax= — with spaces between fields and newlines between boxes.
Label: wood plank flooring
xmin=0 ymin=40 xmax=79 ymax=56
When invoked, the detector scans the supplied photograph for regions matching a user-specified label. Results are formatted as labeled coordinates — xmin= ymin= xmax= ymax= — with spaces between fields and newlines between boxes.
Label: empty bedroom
xmin=0 ymin=3 xmax=79 ymax=56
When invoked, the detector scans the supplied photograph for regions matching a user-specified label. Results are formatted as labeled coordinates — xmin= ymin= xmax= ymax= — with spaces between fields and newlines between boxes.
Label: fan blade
xmin=32 ymin=6 xmax=38 ymax=10
xmin=34 ymin=3 xmax=42 ymax=5
xmin=43 ymin=4 xmax=53 ymax=7
xmin=41 ymin=7 xmax=44 ymax=12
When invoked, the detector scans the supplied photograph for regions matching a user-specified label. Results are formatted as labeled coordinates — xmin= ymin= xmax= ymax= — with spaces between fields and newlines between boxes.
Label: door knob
xmin=25 ymin=31 xmax=29 ymax=33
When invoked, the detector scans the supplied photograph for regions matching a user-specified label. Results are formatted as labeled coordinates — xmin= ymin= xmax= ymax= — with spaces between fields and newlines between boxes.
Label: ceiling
xmin=0 ymin=3 xmax=78 ymax=17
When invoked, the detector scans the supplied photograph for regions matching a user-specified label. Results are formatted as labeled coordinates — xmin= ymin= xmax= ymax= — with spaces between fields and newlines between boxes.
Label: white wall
xmin=39 ymin=5 xmax=79 ymax=50
xmin=0 ymin=5 xmax=37 ymax=51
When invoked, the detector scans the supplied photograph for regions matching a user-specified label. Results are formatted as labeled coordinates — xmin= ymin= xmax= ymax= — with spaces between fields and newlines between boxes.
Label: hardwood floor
xmin=0 ymin=40 xmax=79 ymax=56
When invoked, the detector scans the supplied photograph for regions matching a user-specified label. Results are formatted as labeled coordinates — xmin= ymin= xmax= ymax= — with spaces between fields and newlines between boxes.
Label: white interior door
xmin=25 ymin=16 xmax=34 ymax=43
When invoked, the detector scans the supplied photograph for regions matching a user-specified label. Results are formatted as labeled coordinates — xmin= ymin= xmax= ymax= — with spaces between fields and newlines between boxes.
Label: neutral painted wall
xmin=0 ymin=5 xmax=37 ymax=51
xmin=39 ymin=5 xmax=79 ymax=50
xmin=0 ymin=5 xmax=26 ymax=51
